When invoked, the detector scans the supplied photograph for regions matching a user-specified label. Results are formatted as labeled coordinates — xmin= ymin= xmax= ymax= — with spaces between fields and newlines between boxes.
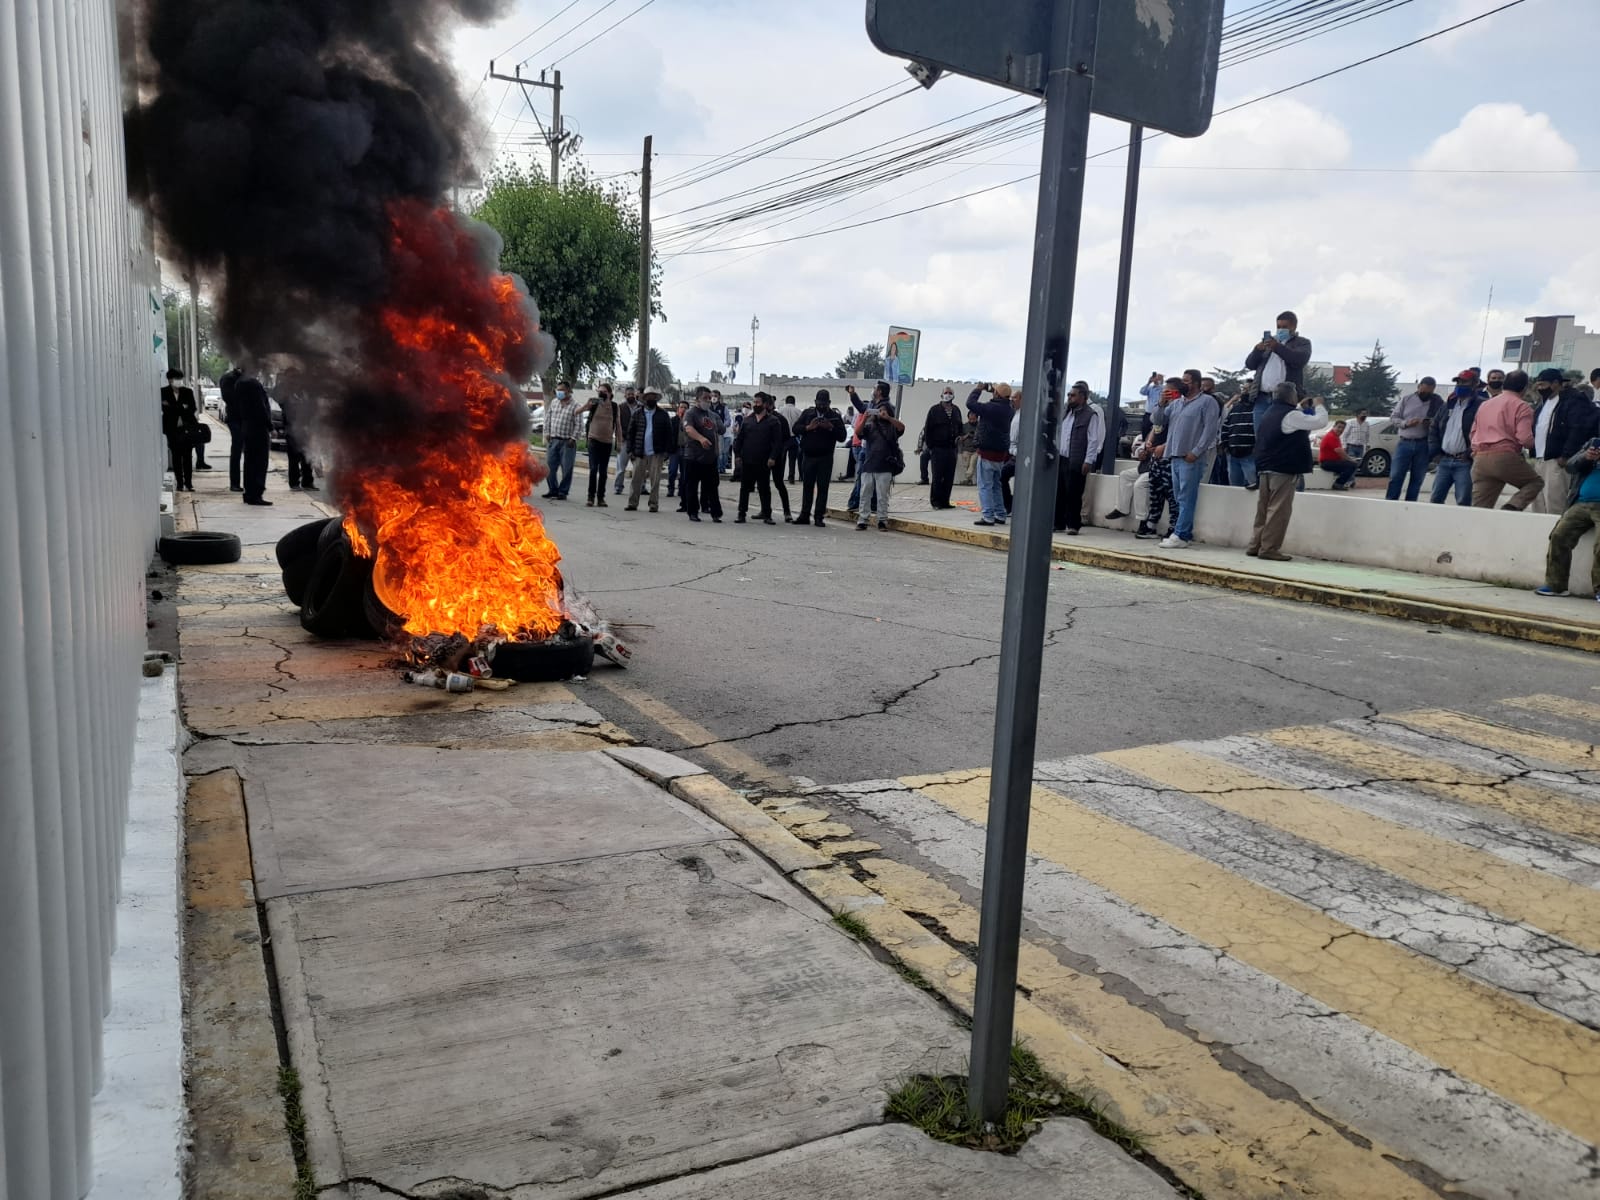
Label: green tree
xmin=646 ymin=347 xmax=675 ymax=392
xmin=162 ymin=290 xmax=229 ymax=382
xmin=1207 ymin=367 xmax=1249 ymax=399
xmin=475 ymin=164 xmax=660 ymax=389
xmin=1342 ymin=341 xmax=1400 ymax=414
xmin=1300 ymin=365 xmax=1337 ymax=403
xmin=835 ymin=343 xmax=885 ymax=379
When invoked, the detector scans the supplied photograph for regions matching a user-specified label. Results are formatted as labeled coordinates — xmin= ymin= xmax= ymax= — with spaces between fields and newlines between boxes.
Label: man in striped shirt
xmin=542 ymin=380 xmax=581 ymax=501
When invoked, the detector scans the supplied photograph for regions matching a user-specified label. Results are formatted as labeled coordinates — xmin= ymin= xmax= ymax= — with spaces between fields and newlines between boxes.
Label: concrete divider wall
xmin=1086 ymin=474 xmax=1597 ymax=594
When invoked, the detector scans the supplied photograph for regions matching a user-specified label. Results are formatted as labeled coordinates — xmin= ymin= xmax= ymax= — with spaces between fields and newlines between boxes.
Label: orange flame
xmin=340 ymin=201 xmax=562 ymax=640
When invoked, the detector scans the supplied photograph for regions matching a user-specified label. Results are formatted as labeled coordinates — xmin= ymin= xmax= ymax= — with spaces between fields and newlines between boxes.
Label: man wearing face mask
xmin=542 ymin=380 xmax=581 ymax=501
xmin=613 ymin=386 xmax=641 ymax=497
xmin=733 ymin=393 xmax=786 ymax=524
xmin=793 ymin=389 xmax=848 ymax=527
xmin=682 ymin=387 xmax=725 ymax=523
xmin=1054 ymin=381 xmax=1104 ymax=535
xmin=922 ymin=387 xmax=964 ymax=509
xmin=1529 ymin=368 xmax=1599 ymax=513
xmin=1384 ymin=377 xmax=1441 ymax=502
xmin=1469 ymin=369 xmax=1542 ymax=509
xmin=1485 ymin=369 xmax=1506 ymax=397
xmin=1159 ymin=368 xmax=1221 ymax=548
xmin=624 ymin=391 xmax=669 ymax=513
xmin=1245 ymin=310 xmax=1313 ymax=405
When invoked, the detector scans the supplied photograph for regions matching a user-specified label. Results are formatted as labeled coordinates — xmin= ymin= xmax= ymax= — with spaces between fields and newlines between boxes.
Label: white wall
xmin=1088 ymin=475 xmax=1596 ymax=593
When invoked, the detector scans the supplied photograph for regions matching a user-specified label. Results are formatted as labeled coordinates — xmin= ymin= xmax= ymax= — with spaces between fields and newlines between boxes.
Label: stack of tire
xmin=273 ymin=518 xmax=595 ymax=679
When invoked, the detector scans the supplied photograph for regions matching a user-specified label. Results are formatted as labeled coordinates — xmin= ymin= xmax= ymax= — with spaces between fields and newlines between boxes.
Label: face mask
xmin=1537 ymin=387 xmax=1554 ymax=398
xmin=1273 ymin=328 xmax=1291 ymax=343
xmin=645 ymin=399 xmax=657 ymax=409
xmin=556 ymin=390 xmax=569 ymax=401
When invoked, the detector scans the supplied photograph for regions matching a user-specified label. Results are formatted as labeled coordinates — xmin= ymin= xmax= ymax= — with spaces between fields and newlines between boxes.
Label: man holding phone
xmin=1536 ymin=438 xmax=1600 ymax=600
xmin=854 ymin=395 xmax=905 ymax=530
xmin=1245 ymin=311 xmax=1312 ymax=403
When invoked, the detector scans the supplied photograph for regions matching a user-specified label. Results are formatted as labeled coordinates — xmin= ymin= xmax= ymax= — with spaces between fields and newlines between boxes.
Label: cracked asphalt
xmin=546 ymin=500 xmax=1597 ymax=784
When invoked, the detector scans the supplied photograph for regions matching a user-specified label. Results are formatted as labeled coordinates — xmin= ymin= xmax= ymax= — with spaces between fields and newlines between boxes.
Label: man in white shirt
xmin=1343 ymin=408 xmax=1371 ymax=465
xmin=776 ymin=394 xmax=802 ymax=482
xmin=1247 ymin=383 xmax=1329 ymax=562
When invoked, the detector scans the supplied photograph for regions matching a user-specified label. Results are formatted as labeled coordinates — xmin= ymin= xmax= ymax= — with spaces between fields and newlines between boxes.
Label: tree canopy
xmin=474 ymin=165 xmax=660 ymax=386
xmin=1342 ymin=341 xmax=1400 ymax=414
xmin=835 ymin=343 xmax=885 ymax=379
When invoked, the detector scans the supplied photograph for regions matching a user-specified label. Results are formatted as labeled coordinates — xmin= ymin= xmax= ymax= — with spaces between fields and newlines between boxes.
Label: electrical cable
xmin=551 ymin=0 xmax=661 ymax=67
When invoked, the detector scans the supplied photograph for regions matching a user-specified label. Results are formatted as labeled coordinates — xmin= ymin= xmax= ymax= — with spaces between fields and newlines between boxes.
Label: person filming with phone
xmin=853 ymin=394 xmax=905 ymax=531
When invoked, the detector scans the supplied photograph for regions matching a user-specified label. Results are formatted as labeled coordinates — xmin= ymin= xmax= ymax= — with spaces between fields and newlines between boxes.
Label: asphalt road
xmin=548 ymin=480 xmax=1597 ymax=786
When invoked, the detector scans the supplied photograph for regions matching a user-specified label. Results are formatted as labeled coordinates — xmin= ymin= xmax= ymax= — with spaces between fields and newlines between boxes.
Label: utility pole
xmin=751 ymin=315 xmax=759 ymax=394
xmin=635 ymin=135 xmax=652 ymax=391
xmin=488 ymin=62 xmax=570 ymax=186
xmin=1101 ymin=122 xmax=1143 ymax=474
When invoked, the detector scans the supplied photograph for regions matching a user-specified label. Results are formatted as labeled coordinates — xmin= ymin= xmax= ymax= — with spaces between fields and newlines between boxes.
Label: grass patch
xmin=832 ymin=911 xmax=872 ymax=941
xmin=886 ymin=1043 xmax=1147 ymax=1157
xmin=277 ymin=1065 xmax=316 ymax=1200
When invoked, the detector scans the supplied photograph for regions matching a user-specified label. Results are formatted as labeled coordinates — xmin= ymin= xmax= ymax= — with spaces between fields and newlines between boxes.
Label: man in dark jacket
xmin=681 ymin=387 xmax=723 ymax=523
xmin=734 ymin=394 xmax=788 ymax=524
xmin=1245 ymin=310 xmax=1312 ymax=400
xmin=219 ymin=367 xmax=246 ymax=492
xmin=764 ymin=395 xmax=794 ymax=522
xmin=624 ymin=391 xmax=671 ymax=513
xmin=233 ymin=374 xmax=274 ymax=506
xmin=967 ymin=382 xmax=1015 ymax=526
xmin=1530 ymin=368 xmax=1600 ymax=514
xmin=1427 ymin=383 xmax=1482 ymax=505
xmin=922 ymin=387 xmax=964 ymax=509
xmin=613 ymin=387 xmax=641 ymax=496
xmin=854 ymin=393 xmax=905 ymax=531
xmin=793 ymin=389 xmax=847 ymax=527
xmin=159 ymin=369 xmax=200 ymax=491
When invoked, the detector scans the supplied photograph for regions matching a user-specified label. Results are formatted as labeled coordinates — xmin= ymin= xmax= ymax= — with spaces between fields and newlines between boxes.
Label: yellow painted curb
xmin=832 ymin=506 xmax=1600 ymax=654
xmin=667 ymin=774 xmax=832 ymax=874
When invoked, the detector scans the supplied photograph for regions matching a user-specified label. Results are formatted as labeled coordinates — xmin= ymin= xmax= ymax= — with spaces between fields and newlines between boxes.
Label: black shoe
xmin=814 ymin=519 xmax=826 ymax=528
xmin=302 ymin=483 xmax=318 ymax=491
xmin=878 ymin=521 xmax=888 ymax=531
xmin=688 ymin=513 xmax=702 ymax=522
xmin=229 ymin=486 xmax=244 ymax=493
xmin=762 ymin=516 xmax=777 ymax=526
xmin=543 ymin=492 xmax=558 ymax=499
xmin=194 ymin=463 xmax=213 ymax=470
xmin=975 ymin=518 xmax=996 ymax=527
xmin=1066 ymin=528 xmax=1080 ymax=536
xmin=1104 ymin=509 xmax=1127 ymax=520
xmin=735 ymin=514 xmax=747 ymax=523
xmin=244 ymin=498 xmax=273 ymax=506
xmin=711 ymin=516 xmax=722 ymax=523
xmin=1134 ymin=522 xmax=1156 ymax=539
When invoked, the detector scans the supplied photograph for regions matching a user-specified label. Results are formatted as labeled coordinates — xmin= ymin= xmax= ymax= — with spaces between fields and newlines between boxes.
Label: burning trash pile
xmin=127 ymin=0 xmax=625 ymax=683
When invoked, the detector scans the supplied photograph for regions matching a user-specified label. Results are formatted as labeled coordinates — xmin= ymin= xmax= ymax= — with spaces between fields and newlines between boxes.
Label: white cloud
xmin=1414 ymin=104 xmax=1578 ymax=172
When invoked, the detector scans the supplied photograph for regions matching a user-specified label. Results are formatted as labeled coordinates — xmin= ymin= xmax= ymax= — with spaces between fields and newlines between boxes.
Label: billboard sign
xmin=884 ymin=326 xmax=921 ymax=385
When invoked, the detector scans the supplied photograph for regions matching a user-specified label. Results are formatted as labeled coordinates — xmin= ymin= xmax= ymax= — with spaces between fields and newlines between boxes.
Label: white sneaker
xmin=1158 ymin=535 xmax=1189 ymax=549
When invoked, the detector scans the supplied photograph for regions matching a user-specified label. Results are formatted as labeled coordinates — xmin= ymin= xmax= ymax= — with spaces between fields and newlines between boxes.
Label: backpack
xmin=887 ymin=441 xmax=905 ymax=476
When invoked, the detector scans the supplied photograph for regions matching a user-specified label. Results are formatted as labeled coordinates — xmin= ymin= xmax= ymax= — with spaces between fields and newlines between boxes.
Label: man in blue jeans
xmin=1428 ymin=383 xmax=1480 ymax=505
xmin=1386 ymin=377 xmax=1440 ymax=501
xmin=966 ymin=382 xmax=1015 ymax=526
xmin=1160 ymin=369 xmax=1221 ymax=549
xmin=541 ymin=380 xmax=581 ymax=500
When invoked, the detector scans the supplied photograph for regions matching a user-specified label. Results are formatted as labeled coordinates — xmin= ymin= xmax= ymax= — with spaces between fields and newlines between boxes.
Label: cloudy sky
xmin=447 ymin=0 xmax=1599 ymax=391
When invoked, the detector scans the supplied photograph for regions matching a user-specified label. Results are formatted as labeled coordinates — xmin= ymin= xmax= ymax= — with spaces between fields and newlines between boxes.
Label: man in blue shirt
xmin=1536 ymin=439 xmax=1600 ymax=601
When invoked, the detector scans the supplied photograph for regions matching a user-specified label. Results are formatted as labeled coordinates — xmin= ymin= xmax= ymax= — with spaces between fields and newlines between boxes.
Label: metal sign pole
xmin=968 ymin=0 xmax=1101 ymax=1123
xmin=1101 ymin=122 xmax=1142 ymax=474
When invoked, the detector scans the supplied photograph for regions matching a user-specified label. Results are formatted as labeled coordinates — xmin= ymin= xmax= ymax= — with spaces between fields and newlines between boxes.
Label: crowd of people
xmin=540 ymin=378 xmax=909 ymax=529
xmin=158 ymin=366 xmax=279 ymax=505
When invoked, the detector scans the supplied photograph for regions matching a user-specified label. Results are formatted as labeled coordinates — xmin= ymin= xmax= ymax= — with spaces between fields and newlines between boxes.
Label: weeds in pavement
xmin=832 ymin=911 xmax=872 ymax=941
xmin=278 ymin=1065 xmax=316 ymax=1200
xmin=886 ymin=1043 xmax=1148 ymax=1157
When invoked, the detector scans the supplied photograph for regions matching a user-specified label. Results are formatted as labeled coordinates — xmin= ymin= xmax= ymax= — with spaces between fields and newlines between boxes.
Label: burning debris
xmin=127 ymin=0 xmax=620 ymax=679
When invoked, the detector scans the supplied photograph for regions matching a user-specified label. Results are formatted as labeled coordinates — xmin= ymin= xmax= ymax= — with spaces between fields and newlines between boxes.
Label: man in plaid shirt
xmin=542 ymin=380 xmax=581 ymax=500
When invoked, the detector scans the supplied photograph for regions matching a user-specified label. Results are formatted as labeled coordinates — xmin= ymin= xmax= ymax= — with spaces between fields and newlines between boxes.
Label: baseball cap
xmin=1535 ymin=368 xmax=1566 ymax=384
xmin=1454 ymin=368 xmax=1480 ymax=383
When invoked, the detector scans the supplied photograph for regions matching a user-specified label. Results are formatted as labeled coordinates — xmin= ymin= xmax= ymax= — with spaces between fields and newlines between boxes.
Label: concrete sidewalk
xmin=831 ymin=480 xmax=1600 ymax=654
xmin=171 ymin=468 xmax=1176 ymax=1199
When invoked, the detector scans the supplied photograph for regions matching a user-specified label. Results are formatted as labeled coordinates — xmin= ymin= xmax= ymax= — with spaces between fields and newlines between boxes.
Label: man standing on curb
xmin=1470 ymin=369 xmax=1542 ymax=510
xmin=1245 ymin=311 xmax=1312 ymax=403
xmin=1530 ymin=368 xmax=1599 ymax=514
xmin=624 ymin=391 xmax=669 ymax=514
xmin=681 ymin=387 xmax=724 ymax=524
xmin=777 ymin=393 xmax=802 ymax=483
xmin=159 ymin=368 xmax=201 ymax=492
xmin=847 ymin=382 xmax=890 ymax=519
xmin=854 ymin=392 xmax=905 ymax=531
xmin=733 ymin=393 xmax=786 ymax=525
xmin=923 ymin=387 xmax=964 ymax=509
xmin=1385 ymin=378 xmax=1440 ymax=501
xmin=542 ymin=380 xmax=580 ymax=501
xmin=235 ymin=372 xmax=274 ymax=506
xmin=1054 ymin=381 xmax=1103 ymax=536
xmin=967 ymin=382 xmax=1014 ymax=527
xmin=582 ymin=384 xmax=619 ymax=506
xmin=1160 ymin=369 xmax=1220 ymax=549
xmin=1535 ymin=439 xmax=1600 ymax=601
xmin=1246 ymin=383 xmax=1327 ymax=562
xmin=1427 ymin=383 xmax=1480 ymax=505
xmin=793 ymin=388 xmax=847 ymax=528
xmin=613 ymin=386 xmax=640 ymax=498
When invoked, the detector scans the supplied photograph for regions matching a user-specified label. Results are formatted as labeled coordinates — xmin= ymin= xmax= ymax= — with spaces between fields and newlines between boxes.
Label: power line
xmin=664 ymin=0 xmax=1535 ymax=258
xmin=496 ymin=0 xmax=588 ymax=63
xmin=551 ymin=0 xmax=660 ymax=67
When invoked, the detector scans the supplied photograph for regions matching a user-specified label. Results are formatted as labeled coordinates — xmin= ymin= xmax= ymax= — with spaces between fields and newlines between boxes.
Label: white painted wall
xmin=1088 ymin=475 xmax=1597 ymax=593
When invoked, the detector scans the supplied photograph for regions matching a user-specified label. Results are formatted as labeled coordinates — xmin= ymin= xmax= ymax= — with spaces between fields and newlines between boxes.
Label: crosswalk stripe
xmin=1264 ymin=725 xmax=1600 ymax=844
xmin=850 ymin=855 xmax=1440 ymax=1199
xmin=829 ymin=780 xmax=1599 ymax=1199
xmin=1098 ymin=743 xmax=1600 ymax=954
xmin=1500 ymin=692 xmax=1600 ymax=729
xmin=1393 ymin=708 xmax=1600 ymax=772
xmin=906 ymin=772 xmax=1600 ymax=1144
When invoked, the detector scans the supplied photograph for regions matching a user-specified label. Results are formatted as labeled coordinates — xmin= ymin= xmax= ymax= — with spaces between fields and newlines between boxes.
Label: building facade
xmin=1503 ymin=315 xmax=1600 ymax=380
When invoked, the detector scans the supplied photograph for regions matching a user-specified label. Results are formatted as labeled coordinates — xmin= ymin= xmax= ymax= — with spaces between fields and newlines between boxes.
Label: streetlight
xmin=751 ymin=315 xmax=759 ymax=394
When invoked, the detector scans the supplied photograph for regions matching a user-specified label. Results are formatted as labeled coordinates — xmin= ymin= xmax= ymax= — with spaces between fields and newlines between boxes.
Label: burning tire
xmin=491 ymin=634 xmax=596 ymax=682
xmin=158 ymin=531 xmax=242 ymax=566
xmin=275 ymin=518 xmax=335 ymax=607
xmin=362 ymin=580 xmax=406 ymax=642
xmin=300 ymin=538 xmax=377 ymax=639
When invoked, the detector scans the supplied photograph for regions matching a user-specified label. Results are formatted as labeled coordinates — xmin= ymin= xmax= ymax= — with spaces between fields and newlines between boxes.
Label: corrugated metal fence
xmin=0 ymin=0 xmax=166 ymax=1194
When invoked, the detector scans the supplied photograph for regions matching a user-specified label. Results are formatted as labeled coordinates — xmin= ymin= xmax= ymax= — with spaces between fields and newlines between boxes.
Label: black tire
xmin=158 ymin=531 xmax=242 ymax=566
xmin=276 ymin=518 xmax=335 ymax=607
xmin=300 ymin=541 xmax=377 ymax=638
xmin=491 ymin=634 xmax=596 ymax=682
xmin=362 ymin=579 xmax=406 ymax=642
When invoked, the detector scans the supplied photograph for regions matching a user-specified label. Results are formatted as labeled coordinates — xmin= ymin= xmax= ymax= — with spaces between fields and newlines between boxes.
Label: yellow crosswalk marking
xmin=798 ymin=863 xmax=1436 ymax=1200
xmin=852 ymin=855 xmax=1437 ymax=1199
xmin=1265 ymin=725 xmax=1600 ymax=844
xmin=1395 ymin=708 xmax=1599 ymax=771
xmin=1500 ymin=693 xmax=1600 ymax=728
xmin=1098 ymin=745 xmax=1600 ymax=953
xmin=908 ymin=772 xmax=1600 ymax=1144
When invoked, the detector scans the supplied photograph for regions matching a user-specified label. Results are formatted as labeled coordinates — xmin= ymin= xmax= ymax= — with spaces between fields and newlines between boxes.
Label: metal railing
xmin=0 ymin=0 xmax=166 ymax=1193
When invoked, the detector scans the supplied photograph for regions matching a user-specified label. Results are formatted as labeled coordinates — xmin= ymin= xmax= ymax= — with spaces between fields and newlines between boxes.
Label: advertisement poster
xmin=884 ymin=326 xmax=920 ymax=385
